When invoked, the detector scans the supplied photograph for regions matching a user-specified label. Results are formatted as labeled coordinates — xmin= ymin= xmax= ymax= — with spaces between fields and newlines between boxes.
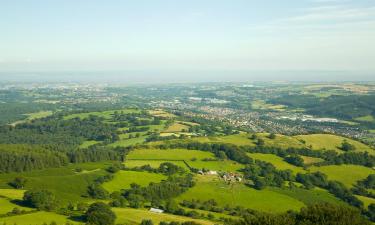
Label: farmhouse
xmin=149 ymin=208 xmax=164 ymax=213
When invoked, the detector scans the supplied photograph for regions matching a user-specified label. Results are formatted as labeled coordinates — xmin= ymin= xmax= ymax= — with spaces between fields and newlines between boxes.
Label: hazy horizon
xmin=1 ymin=0 xmax=375 ymax=82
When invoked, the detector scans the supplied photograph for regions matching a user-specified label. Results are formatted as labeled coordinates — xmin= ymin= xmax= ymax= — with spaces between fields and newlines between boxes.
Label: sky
xmin=0 ymin=0 xmax=375 ymax=82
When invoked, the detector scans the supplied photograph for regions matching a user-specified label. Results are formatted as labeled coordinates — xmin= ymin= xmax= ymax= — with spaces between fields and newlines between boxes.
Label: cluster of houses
xmin=220 ymin=172 xmax=242 ymax=183
xmin=197 ymin=170 xmax=243 ymax=183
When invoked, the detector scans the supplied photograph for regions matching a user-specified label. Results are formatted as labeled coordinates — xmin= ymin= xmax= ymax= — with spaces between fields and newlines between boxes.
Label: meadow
xmin=63 ymin=109 xmax=140 ymax=120
xmin=125 ymin=160 xmax=190 ymax=170
xmin=126 ymin=149 xmax=215 ymax=161
xmin=0 ymin=162 xmax=111 ymax=204
xmin=0 ymin=211 xmax=81 ymax=225
xmin=309 ymin=165 xmax=374 ymax=187
xmin=162 ymin=122 xmax=190 ymax=133
xmin=102 ymin=171 xmax=166 ymax=192
xmin=176 ymin=175 xmax=305 ymax=213
xmin=113 ymin=208 xmax=213 ymax=225
xmin=0 ymin=197 xmax=33 ymax=214
xmin=295 ymin=134 xmax=375 ymax=154
xmin=247 ymin=153 xmax=306 ymax=174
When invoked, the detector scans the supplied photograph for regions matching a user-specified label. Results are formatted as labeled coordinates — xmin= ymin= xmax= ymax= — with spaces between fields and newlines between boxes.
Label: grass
xmin=162 ymin=122 xmax=190 ymax=133
xmin=79 ymin=140 xmax=100 ymax=149
xmin=300 ymin=156 xmax=324 ymax=165
xmin=355 ymin=115 xmax=375 ymax=122
xmin=0 ymin=162 xmax=111 ymax=204
xmin=114 ymin=207 xmax=213 ymax=225
xmin=26 ymin=111 xmax=53 ymax=120
xmin=257 ymin=133 xmax=306 ymax=149
xmin=192 ymin=133 xmax=256 ymax=146
xmin=0 ymin=197 xmax=33 ymax=214
xmin=295 ymin=134 xmax=375 ymax=154
xmin=64 ymin=109 xmax=140 ymax=120
xmin=109 ymin=136 xmax=147 ymax=147
xmin=355 ymin=195 xmax=375 ymax=209
xmin=251 ymin=100 xmax=286 ymax=111
xmin=0 ymin=189 xmax=26 ymax=199
xmin=102 ymin=171 xmax=166 ymax=193
xmin=0 ymin=211 xmax=81 ymax=225
xmin=188 ymin=160 xmax=244 ymax=172
xmin=271 ymin=187 xmax=346 ymax=206
xmin=176 ymin=175 xmax=305 ymax=213
xmin=309 ymin=165 xmax=374 ymax=188
xmin=125 ymin=160 xmax=189 ymax=170
xmin=148 ymin=110 xmax=176 ymax=118
xmin=247 ymin=153 xmax=306 ymax=174
xmin=127 ymin=149 xmax=215 ymax=161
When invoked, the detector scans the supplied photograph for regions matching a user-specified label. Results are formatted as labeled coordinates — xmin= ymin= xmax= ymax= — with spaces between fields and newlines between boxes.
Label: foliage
xmin=86 ymin=202 xmax=116 ymax=225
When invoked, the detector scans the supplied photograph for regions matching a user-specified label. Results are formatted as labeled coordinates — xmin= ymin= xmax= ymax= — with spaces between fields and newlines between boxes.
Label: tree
xmin=218 ymin=151 xmax=227 ymax=160
xmin=87 ymin=184 xmax=109 ymax=199
xmin=86 ymin=202 xmax=116 ymax=225
xmin=141 ymin=220 xmax=154 ymax=225
xmin=10 ymin=177 xmax=27 ymax=189
xmin=341 ymin=140 xmax=356 ymax=152
xmin=257 ymin=138 xmax=265 ymax=147
xmin=268 ymin=133 xmax=276 ymax=139
xmin=23 ymin=190 xmax=57 ymax=211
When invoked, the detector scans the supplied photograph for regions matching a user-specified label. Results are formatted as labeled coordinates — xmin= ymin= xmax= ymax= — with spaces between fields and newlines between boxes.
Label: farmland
xmin=102 ymin=171 xmax=166 ymax=192
xmin=176 ymin=175 xmax=305 ymax=213
xmin=248 ymin=153 xmax=306 ymax=174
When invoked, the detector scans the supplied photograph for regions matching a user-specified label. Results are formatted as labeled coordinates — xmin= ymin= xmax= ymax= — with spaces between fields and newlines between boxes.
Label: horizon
xmin=1 ymin=0 xmax=375 ymax=81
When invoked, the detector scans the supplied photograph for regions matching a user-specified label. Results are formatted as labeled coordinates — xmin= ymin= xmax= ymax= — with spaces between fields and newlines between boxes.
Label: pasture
xmin=114 ymin=207 xmax=213 ymax=225
xmin=125 ymin=160 xmax=189 ymax=170
xmin=300 ymin=156 xmax=324 ymax=165
xmin=0 ymin=189 xmax=26 ymax=199
xmin=309 ymin=165 xmax=374 ymax=187
xmin=355 ymin=195 xmax=375 ymax=209
xmin=176 ymin=175 xmax=304 ymax=213
xmin=127 ymin=149 xmax=215 ymax=161
xmin=64 ymin=109 xmax=140 ymax=120
xmin=295 ymin=134 xmax=374 ymax=154
xmin=102 ymin=171 xmax=166 ymax=192
xmin=247 ymin=153 xmax=306 ymax=174
xmin=162 ymin=122 xmax=190 ymax=133
xmin=0 ymin=197 xmax=33 ymax=214
xmin=0 ymin=211 xmax=80 ymax=225
xmin=0 ymin=162 xmax=111 ymax=204
xmin=188 ymin=160 xmax=244 ymax=172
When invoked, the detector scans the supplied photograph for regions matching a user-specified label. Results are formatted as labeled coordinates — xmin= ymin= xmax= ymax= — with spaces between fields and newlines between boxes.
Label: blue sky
xmin=0 ymin=0 xmax=374 ymax=80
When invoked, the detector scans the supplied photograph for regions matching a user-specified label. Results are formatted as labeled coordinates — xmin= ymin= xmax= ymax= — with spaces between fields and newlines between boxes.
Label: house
xmin=207 ymin=170 xmax=217 ymax=175
xmin=149 ymin=208 xmax=164 ymax=213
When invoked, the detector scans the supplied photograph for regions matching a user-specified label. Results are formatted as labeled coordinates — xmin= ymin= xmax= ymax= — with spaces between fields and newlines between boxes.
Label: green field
xmin=0 ymin=197 xmax=33 ymax=214
xmin=188 ymin=160 xmax=244 ymax=172
xmin=64 ymin=109 xmax=140 ymax=120
xmin=79 ymin=140 xmax=100 ymax=149
xmin=0 ymin=211 xmax=81 ymax=225
xmin=176 ymin=175 xmax=304 ymax=213
xmin=102 ymin=171 xmax=166 ymax=193
xmin=0 ymin=162 xmax=111 ymax=204
xmin=109 ymin=136 xmax=147 ymax=147
xmin=257 ymin=133 xmax=306 ymax=149
xmin=114 ymin=207 xmax=213 ymax=225
xmin=271 ymin=187 xmax=346 ymax=206
xmin=355 ymin=195 xmax=375 ymax=209
xmin=355 ymin=115 xmax=375 ymax=122
xmin=248 ymin=153 xmax=306 ymax=174
xmin=127 ymin=149 xmax=215 ymax=161
xmin=192 ymin=133 xmax=256 ymax=146
xmin=300 ymin=156 xmax=324 ymax=165
xmin=295 ymin=134 xmax=375 ymax=154
xmin=0 ymin=189 xmax=26 ymax=199
xmin=162 ymin=122 xmax=190 ymax=133
xmin=125 ymin=160 xmax=189 ymax=170
xmin=310 ymin=165 xmax=374 ymax=187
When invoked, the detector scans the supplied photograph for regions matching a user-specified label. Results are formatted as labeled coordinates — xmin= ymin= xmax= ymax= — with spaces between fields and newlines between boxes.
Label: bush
xmin=86 ymin=202 xmax=116 ymax=225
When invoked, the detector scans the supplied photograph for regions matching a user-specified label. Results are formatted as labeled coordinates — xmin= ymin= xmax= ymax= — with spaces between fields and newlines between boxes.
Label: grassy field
xmin=114 ymin=208 xmax=213 ymax=225
xmin=109 ymin=136 xmax=147 ymax=147
xmin=148 ymin=110 xmax=176 ymax=118
xmin=251 ymin=100 xmax=286 ymax=111
xmin=271 ymin=187 xmax=346 ymax=206
xmin=10 ymin=111 xmax=53 ymax=126
xmin=188 ymin=160 xmax=244 ymax=172
xmin=0 ymin=197 xmax=33 ymax=214
xmin=310 ymin=165 xmax=374 ymax=187
xmin=355 ymin=115 xmax=375 ymax=122
xmin=247 ymin=153 xmax=306 ymax=174
xmin=300 ymin=156 xmax=324 ymax=165
xmin=0 ymin=162 xmax=111 ymax=204
xmin=79 ymin=140 xmax=100 ymax=149
xmin=125 ymin=160 xmax=189 ymax=170
xmin=176 ymin=175 xmax=304 ymax=213
xmin=162 ymin=122 xmax=190 ymax=133
xmin=0 ymin=211 xmax=81 ymax=225
xmin=257 ymin=133 xmax=306 ymax=149
xmin=192 ymin=133 xmax=256 ymax=146
xmin=64 ymin=109 xmax=140 ymax=120
xmin=295 ymin=134 xmax=375 ymax=154
xmin=102 ymin=171 xmax=166 ymax=192
xmin=355 ymin=195 xmax=375 ymax=209
xmin=0 ymin=189 xmax=26 ymax=199
xmin=127 ymin=149 xmax=215 ymax=161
